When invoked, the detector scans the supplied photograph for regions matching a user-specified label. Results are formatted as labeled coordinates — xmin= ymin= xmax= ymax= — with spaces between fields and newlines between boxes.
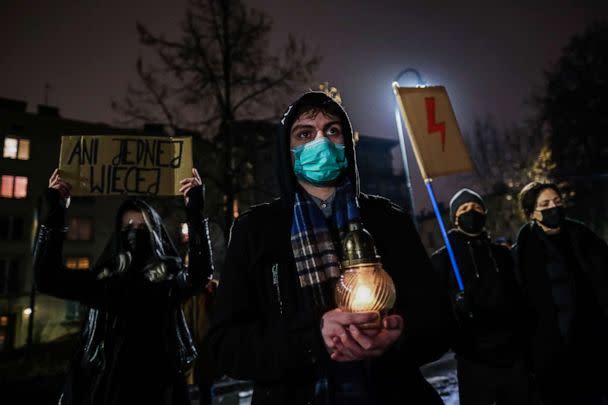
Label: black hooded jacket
xmin=33 ymin=187 xmax=213 ymax=405
xmin=207 ymin=92 xmax=450 ymax=405
xmin=431 ymin=229 xmax=526 ymax=366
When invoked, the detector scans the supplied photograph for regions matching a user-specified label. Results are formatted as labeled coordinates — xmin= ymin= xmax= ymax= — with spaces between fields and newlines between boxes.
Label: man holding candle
xmin=208 ymin=92 xmax=450 ymax=404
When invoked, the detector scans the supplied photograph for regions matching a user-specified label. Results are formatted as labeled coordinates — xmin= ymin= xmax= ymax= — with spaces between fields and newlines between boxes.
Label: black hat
xmin=449 ymin=188 xmax=486 ymax=224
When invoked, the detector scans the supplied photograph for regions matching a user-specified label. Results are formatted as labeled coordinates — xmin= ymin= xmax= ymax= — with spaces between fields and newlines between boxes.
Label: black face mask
xmin=537 ymin=206 xmax=565 ymax=229
xmin=121 ymin=227 xmax=153 ymax=262
xmin=457 ymin=211 xmax=486 ymax=235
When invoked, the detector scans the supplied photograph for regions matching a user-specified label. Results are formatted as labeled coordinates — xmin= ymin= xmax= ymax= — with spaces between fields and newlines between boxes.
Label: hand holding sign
xmin=48 ymin=168 xmax=72 ymax=202
xmin=179 ymin=168 xmax=203 ymax=206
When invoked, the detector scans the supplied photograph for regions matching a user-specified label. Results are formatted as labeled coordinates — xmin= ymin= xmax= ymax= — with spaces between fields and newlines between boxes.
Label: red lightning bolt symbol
xmin=425 ymin=97 xmax=446 ymax=151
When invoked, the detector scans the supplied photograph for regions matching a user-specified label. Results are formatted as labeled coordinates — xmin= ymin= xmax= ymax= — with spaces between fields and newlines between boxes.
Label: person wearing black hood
xmin=33 ymin=168 xmax=214 ymax=405
xmin=431 ymin=188 xmax=530 ymax=405
xmin=514 ymin=181 xmax=608 ymax=404
xmin=207 ymin=92 xmax=449 ymax=405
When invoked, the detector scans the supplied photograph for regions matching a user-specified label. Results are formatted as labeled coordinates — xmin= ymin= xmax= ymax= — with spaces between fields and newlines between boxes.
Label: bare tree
xmin=534 ymin=20 xmax=608 ymax=237
xmin=465 ymin=116 xmax=543 ymax=240
xmin=113 ymin=0 xmax=321 ymax=231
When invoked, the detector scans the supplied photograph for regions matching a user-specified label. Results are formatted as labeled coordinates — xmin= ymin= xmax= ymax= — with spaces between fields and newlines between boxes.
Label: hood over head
xmin=81 ymin=199 xmax=195 ymax=373
xmin=94 ymin=199 xmax=179 ymax=274
xmin=275 ymin=91 xmax=360 ymax=204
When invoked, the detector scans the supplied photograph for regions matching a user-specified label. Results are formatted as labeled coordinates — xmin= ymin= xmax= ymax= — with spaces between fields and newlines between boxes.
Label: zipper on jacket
xmin=466 ymin=241 xmax=480 ymax=278
xmin=271 ymin=263 xmax=284 ymax=316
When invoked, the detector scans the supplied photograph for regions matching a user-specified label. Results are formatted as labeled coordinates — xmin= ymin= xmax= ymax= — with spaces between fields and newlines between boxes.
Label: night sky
xmin=2 ymin=0 xmax=608 ymax=211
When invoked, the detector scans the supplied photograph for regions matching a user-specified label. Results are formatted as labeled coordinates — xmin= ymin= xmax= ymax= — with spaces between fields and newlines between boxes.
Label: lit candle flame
xmin=352 ymin=284 xmax=374 ymax=311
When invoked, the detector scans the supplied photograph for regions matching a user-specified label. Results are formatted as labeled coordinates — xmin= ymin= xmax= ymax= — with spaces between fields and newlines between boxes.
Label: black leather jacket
xmin=33 ymin=187 xmax=213 ymax=405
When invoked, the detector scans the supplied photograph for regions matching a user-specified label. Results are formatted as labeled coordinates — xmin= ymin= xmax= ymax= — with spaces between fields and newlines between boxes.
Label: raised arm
xmin=33 ymin=170 xmax=106 ymax=307
xmin=172 ymin=168 xmax=215 ymax=301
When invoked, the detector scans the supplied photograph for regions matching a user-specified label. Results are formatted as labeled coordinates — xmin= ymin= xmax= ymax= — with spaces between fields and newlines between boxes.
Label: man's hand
xmin=322 ymin=310 xmax=404 ymax=362
xmin=321 ymin=309 xmax=381 ymax=362
xmin=178 ymin=168 xmax=203 ymax=206
xmin=48 ymin=168 xmax=72 ymax=202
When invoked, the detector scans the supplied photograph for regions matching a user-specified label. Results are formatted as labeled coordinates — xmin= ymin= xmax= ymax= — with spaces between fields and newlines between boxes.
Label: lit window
xmin=0 ymin=314 xmax=9 ymax=351
xmin=0 ymin=175 xmax=28 ymax=199
xmin=3 ymin=138 xmax=17 ymax=158
xmin=65 ymin=257 xmax=90 ymax=270
xmin=66 ymin=217 xmax=93 ymax=241
xmin=14 ymin=177 xmax=27 ymax=198
xmin=3 ymin=137 xmax=30 ymax=160
xmin=17 ymin=139 xmax=29 ymax=160
xmin=1 ymin=176 xmax=14 ymax=198
xmin=77 ymin=257 xmax=90 ymax=269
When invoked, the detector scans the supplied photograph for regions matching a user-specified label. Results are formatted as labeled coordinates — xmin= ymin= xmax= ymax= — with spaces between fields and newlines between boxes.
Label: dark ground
xmin=0 ymin=352 xmax=459 ymax=404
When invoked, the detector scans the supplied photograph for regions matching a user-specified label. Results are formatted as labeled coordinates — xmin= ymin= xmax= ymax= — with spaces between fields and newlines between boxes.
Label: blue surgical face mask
xmin=291 ymin=137 xmax=347 ymax=186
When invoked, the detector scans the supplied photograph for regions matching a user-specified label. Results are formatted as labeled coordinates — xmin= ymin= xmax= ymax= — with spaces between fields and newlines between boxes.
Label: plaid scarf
xmin=291 ymin=179 xmax=360 ymax=310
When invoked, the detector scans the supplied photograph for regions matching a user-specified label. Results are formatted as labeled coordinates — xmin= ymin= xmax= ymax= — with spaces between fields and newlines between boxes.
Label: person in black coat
xmin=431 ymin=188 xmax=530 ymax=405
xmin=514 ymin=181 xmax=608 ymax=404
xmin=33 ymin=168 xmax=214 ymax=405
xmin=207 ymin=92 xmax=450 ymax=405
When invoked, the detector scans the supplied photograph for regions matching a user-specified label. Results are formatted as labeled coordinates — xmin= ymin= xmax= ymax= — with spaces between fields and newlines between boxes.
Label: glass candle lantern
xmin=335 ymin=221 xmax=396 ymax=327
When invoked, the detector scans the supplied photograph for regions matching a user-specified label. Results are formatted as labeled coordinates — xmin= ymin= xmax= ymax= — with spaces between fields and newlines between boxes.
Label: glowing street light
xmin=392 ymin=68 xmax=426 ymax=222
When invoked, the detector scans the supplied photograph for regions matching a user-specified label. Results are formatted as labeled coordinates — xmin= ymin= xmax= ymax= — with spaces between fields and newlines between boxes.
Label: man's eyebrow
xmin=323 ymin=120 xmax=342 ymax=128
xmin=290 ymin=120 xmax=342 ymax=134
xmin=290 ymin=124 xmax=314 ymax=134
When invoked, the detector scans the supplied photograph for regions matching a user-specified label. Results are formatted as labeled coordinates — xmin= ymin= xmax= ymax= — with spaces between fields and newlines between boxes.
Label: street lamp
xmin=392 ymin=68 xmax=426 ymax=223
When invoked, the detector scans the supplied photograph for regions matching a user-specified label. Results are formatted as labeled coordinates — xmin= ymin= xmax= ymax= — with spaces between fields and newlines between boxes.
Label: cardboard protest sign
xmin=59 ymin=135 xmax=193 ymax=196
xmin=393 ymin=85 xmax=473 ymax=180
